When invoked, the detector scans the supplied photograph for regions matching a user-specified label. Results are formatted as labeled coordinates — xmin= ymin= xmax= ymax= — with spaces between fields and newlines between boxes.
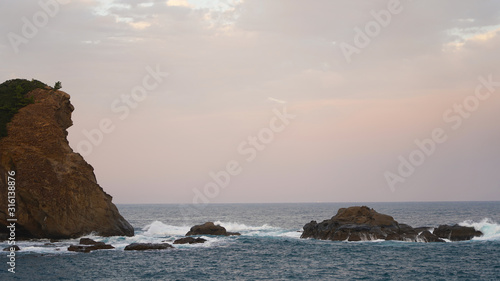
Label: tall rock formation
xmin=0 ymin=87 xmax=134 ymax=239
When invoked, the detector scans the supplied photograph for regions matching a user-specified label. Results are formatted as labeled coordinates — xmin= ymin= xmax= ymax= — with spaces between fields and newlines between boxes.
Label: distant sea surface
xmin=2 ymin=201 xmax=500 ymax=280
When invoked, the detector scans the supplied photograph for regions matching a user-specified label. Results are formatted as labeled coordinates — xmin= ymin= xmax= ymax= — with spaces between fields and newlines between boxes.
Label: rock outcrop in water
xmin=124 ymin=243 xmax=173 ymax=251
xmin=173 ymin=237 xmax=207 ymax=244
xmin=301 ymin=206 xmax=483 ymax=242
xmin=67 ymin=238 xmax=115 ymax=253
xmin=186 ymin=222 xmax=241 ymax=236
xmin=0 ymin=86 xmax=134 ymax=239
xmin=433 ymin=224 xmax=483 ymax=241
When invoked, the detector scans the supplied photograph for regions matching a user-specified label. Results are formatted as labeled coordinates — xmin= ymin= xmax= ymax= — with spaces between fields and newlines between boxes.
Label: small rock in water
xmin=79 ymin=238 xmax=98 ymax=245
xmin=186 ymin=222 xmax=241 ymax=236
xmin=173 ymin=237 xmax=207 ymax=244
xmin=124 ymin=243 xmax=173 ymax=251
xmin=68 ymin=243 xmax=114 ymax=253
xmin=3 ymin=245 xmax=20 ymax=252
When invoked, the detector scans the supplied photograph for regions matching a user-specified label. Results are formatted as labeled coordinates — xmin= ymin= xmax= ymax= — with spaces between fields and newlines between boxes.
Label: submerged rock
xmin=173 ymin=237 xmax=207 ymax=244
xmin=301 ymin=206 xmax=470 ymax=242
xmin=0 ymin=85 xmax=134 ymax=239
xmin=3 ymin=245 xmax=20 ymax=251
xmin=186 ymin=222 xmax=241 ymax=236
xmin=433 ymin=224 xmax=483 ymax=241
xmin=124 ymin=243 xmax=173 ymax=251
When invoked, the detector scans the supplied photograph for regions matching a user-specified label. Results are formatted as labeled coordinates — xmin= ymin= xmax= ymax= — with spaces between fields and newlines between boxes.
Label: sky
xmin=1 ymin=0 xmax=500 ymax=204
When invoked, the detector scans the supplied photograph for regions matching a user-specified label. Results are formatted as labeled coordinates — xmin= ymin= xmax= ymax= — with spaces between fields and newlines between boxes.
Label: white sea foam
xmin=459 ymin=218 xmax=500 ymax=241
xmin=6 ymin=218 xmax=498 ymax=254
xmin=142 ymin=221 xmax=190 ymax=237
xmin=214 ymin=221 xmax=302 ymax=238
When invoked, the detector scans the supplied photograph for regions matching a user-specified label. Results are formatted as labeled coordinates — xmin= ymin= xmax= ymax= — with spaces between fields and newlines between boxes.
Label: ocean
xmin=2 ymin=201 xmax=499 ymax=280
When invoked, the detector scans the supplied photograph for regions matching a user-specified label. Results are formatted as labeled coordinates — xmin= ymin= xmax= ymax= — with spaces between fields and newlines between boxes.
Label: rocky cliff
xmin=0 ymin=87 xmax=134 ymax=239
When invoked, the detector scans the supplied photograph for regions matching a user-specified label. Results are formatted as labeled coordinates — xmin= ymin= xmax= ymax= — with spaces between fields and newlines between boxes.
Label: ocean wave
xmin=459 ymin=218 xmax=500 ymax=241
xmin=6 ymin=218 xmax=499 ymax=254
xmin=213 ymin=221 xmax=302 ymax=238
xmin=142 ymin=221 xmax=191 ymax=237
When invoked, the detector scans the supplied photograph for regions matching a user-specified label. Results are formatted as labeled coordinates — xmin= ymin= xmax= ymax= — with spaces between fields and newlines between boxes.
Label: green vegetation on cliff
xmin=0 ymin=79 xmax=48 ymax=138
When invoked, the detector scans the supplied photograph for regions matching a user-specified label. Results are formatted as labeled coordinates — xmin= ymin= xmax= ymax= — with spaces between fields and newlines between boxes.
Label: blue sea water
xmin=1 ymin=201 xmax=500 ymax=280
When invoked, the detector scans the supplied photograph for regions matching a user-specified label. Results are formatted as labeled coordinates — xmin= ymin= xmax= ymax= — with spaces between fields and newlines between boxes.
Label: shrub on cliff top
xmin=0 ymin=79 xmax=48 ymax=138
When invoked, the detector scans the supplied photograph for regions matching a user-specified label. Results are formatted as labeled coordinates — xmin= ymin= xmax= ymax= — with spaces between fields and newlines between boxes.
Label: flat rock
xmin=186 ymin=222 xmax=240 ymax=236
xmin=173 ymin=237 xmax=207 ymax=244
xmin=68 ymin=243 xmax=114 ymax=253
xmin=124 ymin=243 xmax=173 ymax=251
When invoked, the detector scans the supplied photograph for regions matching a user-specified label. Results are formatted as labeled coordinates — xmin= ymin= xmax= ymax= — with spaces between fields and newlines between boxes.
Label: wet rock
xmin=433 ymin=224 xmax=483 ymax=241
xmin=417 ymin=230 xmax=445 ymax=243
xmin=124 ymin=243 xmax=173 ymax=251
xmin=68 ymin=242 xmax=114 ymax=253
xmin=3 ymin=245 xmax=20 ymax=251
xmin=301 ymin=206 xmax=404 ymax=241
xmin=79 ymin=238 xmax=98 ymax=245
xmin=186 ymin=222 xmax=240 ymax=236
xmin=301 ymin=206 xmax=483 ymax=243
xmin=173 ymin=237 xmax=207 ymax=244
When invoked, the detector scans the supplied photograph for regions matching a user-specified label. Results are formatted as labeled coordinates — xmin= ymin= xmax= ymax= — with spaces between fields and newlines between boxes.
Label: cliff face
xmin=0 ymin=88 xmax=134 ymax=239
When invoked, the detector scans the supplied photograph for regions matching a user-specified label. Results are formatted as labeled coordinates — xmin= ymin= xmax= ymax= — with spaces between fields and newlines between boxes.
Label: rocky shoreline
xmin=2 ymin=214 xmax=486 ymax=254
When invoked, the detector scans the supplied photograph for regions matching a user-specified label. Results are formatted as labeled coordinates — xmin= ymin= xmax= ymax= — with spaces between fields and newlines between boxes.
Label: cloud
xmin=166 ymin=0 xmax=192 ymax=8
xmin=129 ymin=21 xmax=152 ymax=30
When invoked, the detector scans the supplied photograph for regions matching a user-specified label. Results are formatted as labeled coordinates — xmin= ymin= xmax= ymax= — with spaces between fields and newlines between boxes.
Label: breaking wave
xmin=5 ymin=218 xmax=499 ymax=254
xmin=3 ymin=221 xmax=301 ymax=254
xmin=459 ymin=218 xmax=500 ymax=241
xmin=213 ymin=221 xmax=302 ymax=238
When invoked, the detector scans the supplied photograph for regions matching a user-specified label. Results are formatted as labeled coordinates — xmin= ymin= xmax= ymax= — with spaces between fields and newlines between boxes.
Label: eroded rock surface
xmin=433 ymin=224 xmax=483 ymax=241
xmin=301 ymin=206 xmax=469 ymax=242
xmin=0 ymin=88 xmax=134 ymax=239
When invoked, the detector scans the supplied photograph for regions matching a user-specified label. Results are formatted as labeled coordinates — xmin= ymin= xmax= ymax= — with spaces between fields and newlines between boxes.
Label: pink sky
xmin=1 ymin=0 xmax=500 ymax=203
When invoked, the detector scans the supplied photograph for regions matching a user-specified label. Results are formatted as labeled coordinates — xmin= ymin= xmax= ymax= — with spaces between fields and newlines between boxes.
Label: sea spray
xmin=460 ymin=218 xmax=500 ymax=241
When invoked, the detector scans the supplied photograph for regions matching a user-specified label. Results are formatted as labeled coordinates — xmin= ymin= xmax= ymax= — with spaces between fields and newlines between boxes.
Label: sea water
xmin=1 ymin=201 xmax=499 ymax=280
